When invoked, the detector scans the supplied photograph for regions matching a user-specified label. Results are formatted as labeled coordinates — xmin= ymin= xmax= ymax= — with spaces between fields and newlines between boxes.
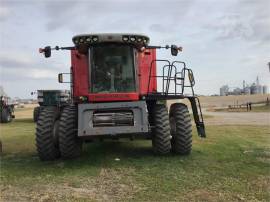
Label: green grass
xmin=251 ymin=104 xmax=270 ymax=112
xmin=0 ymin=119 xmax=269 ymax=201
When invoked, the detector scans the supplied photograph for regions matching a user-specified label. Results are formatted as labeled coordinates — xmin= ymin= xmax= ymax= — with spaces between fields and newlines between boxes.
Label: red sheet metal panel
xmin=88 ymin=93 xmax=139 ymax=102
xmin=71 ymin=50 xmax=89 ymax=97
xmin=138 ymin=49 xmax=157 ymax=95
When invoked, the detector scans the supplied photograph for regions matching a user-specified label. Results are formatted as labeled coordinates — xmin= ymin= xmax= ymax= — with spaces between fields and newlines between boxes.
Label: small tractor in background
xmin=37 ymin=33 xmax=206 ymax=161
xmin=33 ymin=90 xmax=70 ymax=122
xmin=0 ymin=96 xmax=15 ymax=123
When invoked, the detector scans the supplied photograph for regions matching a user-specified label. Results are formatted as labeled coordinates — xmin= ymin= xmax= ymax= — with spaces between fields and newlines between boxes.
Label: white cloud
xmin=0 ymin=6 xmax=10 ymax=21
xmin=0 ymin=0 xmax=269 ymax=98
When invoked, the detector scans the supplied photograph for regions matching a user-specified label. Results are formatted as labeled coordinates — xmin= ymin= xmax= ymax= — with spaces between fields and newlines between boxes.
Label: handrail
xmin=147 ymin=59 xmax=196 ymax=97
xmin=147 ymin=60 xmax=170 ymax=95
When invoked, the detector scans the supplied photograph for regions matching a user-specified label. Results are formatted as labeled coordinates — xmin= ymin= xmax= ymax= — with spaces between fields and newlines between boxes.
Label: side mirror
xmin=58 ymin=73 xmax=63 ymax=83
xmin=171 ymin=45 xmax=178 ymax=56
xmin=58 ymin=73 xmax=71 ymax=83
xmin=39 ymin=46 xmax=51 ymax=58
xmin=171 ymin=45 xmax=182 ymax=56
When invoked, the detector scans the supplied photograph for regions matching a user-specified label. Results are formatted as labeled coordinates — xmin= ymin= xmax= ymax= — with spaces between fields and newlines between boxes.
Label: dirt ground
xmin=168 ymin=94 xmax=270 ymax=108
xmin=198 ymin=94 xmax=270 ymax=108
xmin=203 ymin=111 xmax=270 ymax=126
xmin=167 ymin=94 xmax=270 ymax=126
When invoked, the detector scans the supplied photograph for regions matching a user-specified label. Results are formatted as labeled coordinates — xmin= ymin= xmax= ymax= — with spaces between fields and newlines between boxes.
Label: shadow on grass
xmin=83 ymin=141 xmax=154 ymax=158
xmin=13 ymin=118 xmax=34 ymax=123
xmin=1 ymin=140 xmax=155 ymax=170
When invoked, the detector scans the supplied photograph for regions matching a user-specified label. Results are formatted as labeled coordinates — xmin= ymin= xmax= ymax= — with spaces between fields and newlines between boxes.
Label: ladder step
xmin=196 ymin=122 xmax=206 ymax=138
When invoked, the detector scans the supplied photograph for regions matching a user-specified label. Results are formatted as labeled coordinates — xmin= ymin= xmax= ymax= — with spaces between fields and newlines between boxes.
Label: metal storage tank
xmin=250 ymin=83 xmax=257 ymax=94
xmin=233 ymin=88 xmax=242 ymax=95
xmin=220 ymin=85 xmax=229 ymax=96
xmin=259 ymin=85 xmax=263 ymax=94
xmin=263 ymin=85 xmax=268 ymax=94
xmin=243 ymin=87 xmax=251 ymax=95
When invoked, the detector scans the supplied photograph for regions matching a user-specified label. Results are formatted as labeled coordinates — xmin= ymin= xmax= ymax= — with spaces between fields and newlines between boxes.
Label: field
xmin=0 ymin=96 xmax=270 ymax=201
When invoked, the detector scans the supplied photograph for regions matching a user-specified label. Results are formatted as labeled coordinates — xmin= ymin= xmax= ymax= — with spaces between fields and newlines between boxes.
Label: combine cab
xmin=33 ymin=90 xmax=70 ymax=122
xmin=0 ymin=96 xmax=15 ymax=123
xmin=36 ymin=33 xmax=206 ymax=161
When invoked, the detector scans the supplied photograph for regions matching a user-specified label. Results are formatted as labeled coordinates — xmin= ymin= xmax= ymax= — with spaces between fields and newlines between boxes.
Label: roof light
xmin=130 ymin=36 xmax=136 ymax=42
xmin=143 ymin=39 xmax=147 ymax=43
xmin=123 ymin=36 xmax=129 ymax=41
xmin=137 ymin=38 xmax=142 ymax=42
xmin=86 ymin=37 xmax=91 ymax=42
xmin=79 ymin=38 xmax=84 ymax=43
xmin=92 ymin=36 xmax=98 ymax=42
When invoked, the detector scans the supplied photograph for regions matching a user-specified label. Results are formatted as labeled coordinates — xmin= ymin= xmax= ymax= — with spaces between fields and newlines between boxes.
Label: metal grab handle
xmin=187 ymin=69 xmax=195 ymax=87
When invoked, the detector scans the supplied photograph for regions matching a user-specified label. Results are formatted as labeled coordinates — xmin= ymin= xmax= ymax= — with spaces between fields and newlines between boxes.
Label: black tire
xmin=59 ymin=105 xmax=82 ymax=159
xmin=151 ymin=104 xmax=171 ymax=155
xmin=33 ymin=107 xmax=40 ymax=122
xmin=35 ymin=107 xmax=60 ymax=161
xmin=1 ymin=108 xmax=12 ymax=123
xmin=169 ymin=103 xmax=192 ymax=155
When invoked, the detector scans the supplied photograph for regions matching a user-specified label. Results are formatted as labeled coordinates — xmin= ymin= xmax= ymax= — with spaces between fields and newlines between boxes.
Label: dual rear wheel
xmin=151 ymin=103 xmax=192 ymax=155
xmin=35 ymin=106 xmax=82 ymax=161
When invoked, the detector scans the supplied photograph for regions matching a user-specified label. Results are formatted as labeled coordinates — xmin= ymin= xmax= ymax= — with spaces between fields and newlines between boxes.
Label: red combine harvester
xmin=37 ymin=33 xmax=205 ymax=161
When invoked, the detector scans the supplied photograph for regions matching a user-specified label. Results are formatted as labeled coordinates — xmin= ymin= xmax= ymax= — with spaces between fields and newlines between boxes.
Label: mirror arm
xmin=39 ymin=46 xmax=76 ymax=53
xmin=55 ymin=46 xmax=76 ymax=50
xmin=146 ymin=45 xmax=170 ymax=49
xmin=145 ymin=45 xmax=182 ymax=52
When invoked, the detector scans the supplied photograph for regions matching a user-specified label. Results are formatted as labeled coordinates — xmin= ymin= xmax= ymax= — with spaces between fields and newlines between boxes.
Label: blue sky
xmin=0 ymin=0 xmax=269 ymax=98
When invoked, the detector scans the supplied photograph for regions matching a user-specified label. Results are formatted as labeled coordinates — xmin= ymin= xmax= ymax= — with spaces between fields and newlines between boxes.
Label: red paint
xmin=71 ymin=50 xmax=89 ymax=98
xmin=71 ymin=48 xmax=157 ymax=102
xmin=138 ymin=49 xmax=157 ymax=95
xmin=88 ymin=93 xmax=139 ymax=102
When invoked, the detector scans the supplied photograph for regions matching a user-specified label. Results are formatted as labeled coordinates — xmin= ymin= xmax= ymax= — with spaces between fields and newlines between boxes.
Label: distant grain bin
xmin=220 ymin=85 xmax=229 ymax=96
xmin=250 ymin=83 xmax=262 ymax=94
xmin=219 ymin=76 xmax=268 ymax=96
xmin=263 ymin=85 xmax=268 ymax=94
xmin=233 ymin=87 xmax=242 ymax=95
xmin=243 ymin=86 xmax=251 ymax=95
xmin=257 ymin=85 xmax=263 ymax=94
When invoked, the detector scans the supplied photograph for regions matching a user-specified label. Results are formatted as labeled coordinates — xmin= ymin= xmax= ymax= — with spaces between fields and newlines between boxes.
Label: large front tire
xmin=169 ymin=103 xmax=192 ymax=155
xmin=33 ymin=107 xmax=40 ymax=122
xmin=59 ymin=106 xmax=82 ymax=159
xmin=35 ymin=107 xmax=60 ymax=161
xmin=151 ymin=104 xmax=171 ymax=155
xmin=1 ymin=108 xmax=12 ymax=123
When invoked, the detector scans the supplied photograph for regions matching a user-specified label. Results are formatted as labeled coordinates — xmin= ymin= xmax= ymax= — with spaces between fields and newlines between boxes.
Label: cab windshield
xmin=90 ymin=44 xmax=136 ymax=93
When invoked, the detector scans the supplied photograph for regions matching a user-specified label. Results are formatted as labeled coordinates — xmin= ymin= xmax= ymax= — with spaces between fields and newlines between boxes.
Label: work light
xmin=92 ymin=36 xmax=98 ymax=42
xmin=130 ymin=36 xmax=136 ymax=42
xmin=123 ymin=36 xmax=129 ymax=41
